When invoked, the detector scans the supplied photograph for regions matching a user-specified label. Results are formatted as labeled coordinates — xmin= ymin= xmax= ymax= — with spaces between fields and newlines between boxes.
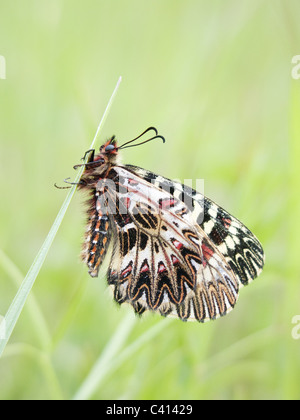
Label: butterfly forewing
xmin=125 ymin=165 xmax=265 ymax=287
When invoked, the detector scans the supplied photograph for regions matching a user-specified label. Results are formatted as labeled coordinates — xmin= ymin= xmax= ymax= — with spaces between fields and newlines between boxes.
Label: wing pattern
xmin=79 ymin=133 xmax=264 ymax=323
xmin=87 ymin=166 xmax=241 ymax=322
xmin=125 ymin=165 xmax=265 ymax=287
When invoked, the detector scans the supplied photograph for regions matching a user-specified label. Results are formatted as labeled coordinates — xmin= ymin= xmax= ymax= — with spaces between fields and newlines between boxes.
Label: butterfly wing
xmin=201 ymin=196 xmax=265 ymax=286
xmin=125 ymin=165 xmax=265 ymax=287
xmin=103 ymin=166 xmax=240 ymax=322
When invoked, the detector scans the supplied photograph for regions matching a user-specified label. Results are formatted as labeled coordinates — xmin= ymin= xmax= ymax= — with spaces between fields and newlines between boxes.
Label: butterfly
xmin=72 ymin=127 xmax=264 ymax=322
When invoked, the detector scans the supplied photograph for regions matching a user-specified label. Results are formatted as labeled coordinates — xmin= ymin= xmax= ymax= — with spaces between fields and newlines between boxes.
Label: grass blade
xmin=73 ymin=317 xmax=172 ymax=400
xmin=0 ymin=247 xmax=51 ymax=350
xmin=73 ymin=311 xmax=136 ymax=401
xmin=0 ymin=76 xmax=122 ymax=358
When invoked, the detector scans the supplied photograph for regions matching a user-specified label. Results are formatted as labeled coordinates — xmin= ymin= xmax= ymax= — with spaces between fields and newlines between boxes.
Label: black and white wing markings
xmin=105 ymin=166 xmax=239 ymax=322
xmin=77 ymin=130 xmax=264 ymax=323
xmin=125 ymin=165 xmax=265 ymax=287
xmin=201 ymin=197 xmax=264 ymax=286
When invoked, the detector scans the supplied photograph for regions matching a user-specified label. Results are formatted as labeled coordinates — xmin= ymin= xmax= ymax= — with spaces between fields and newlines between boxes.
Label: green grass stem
xmin=0 ymin=76 xmax=122 ymax=358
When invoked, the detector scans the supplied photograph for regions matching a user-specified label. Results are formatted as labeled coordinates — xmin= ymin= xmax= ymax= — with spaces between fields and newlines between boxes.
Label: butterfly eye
xmin=105 ymin=144 xmax=116 ymax=152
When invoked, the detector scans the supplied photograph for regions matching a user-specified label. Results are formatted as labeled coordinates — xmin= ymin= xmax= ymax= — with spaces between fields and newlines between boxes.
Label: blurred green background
xmin=0 ymin=0 xmax=299 ymax=400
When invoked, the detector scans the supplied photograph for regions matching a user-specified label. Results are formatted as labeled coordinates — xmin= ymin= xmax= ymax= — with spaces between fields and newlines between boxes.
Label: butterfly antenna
xmin=118 ymin=127 xmax=165 ymax=150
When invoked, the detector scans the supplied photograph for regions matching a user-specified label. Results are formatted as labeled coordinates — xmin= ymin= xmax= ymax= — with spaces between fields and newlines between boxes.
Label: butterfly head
xmin=70 ymin=127 xmax=165 ymax=181
xmin=100 ymin=136 xmax=119 ymax=156
xmin=84 ymin=127 xmax=165 ymax=168
xmin=83 ymin=136 xmax=119 ymax=169
xmin=93 ymin=136 xmax=119 ymax=164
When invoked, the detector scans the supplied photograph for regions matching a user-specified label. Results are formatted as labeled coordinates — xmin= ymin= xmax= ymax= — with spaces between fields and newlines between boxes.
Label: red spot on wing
xmin=121 ymin=264 xmax=132 ymax=279
xmin=122 ymin=197 xmax=131 ymax=209
xmin=222 ymin=217 xmax=232 ymax=229
xmin=128 ymin=178 xmax=139 ymax=186
xmin=172 ymin=239 xmax=183 ymax=250
xmin=141 ymin=262 xmax=150 ymax=273
xmin=171 ymin=255 xmax=179 ymax=265
xmin=159 ymin=198 xmax=176 ymax=210
xmin=201 ymin=242 xmax=214 ymax=267
xmin=158 ymin=262 xmax=167 ymax=274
